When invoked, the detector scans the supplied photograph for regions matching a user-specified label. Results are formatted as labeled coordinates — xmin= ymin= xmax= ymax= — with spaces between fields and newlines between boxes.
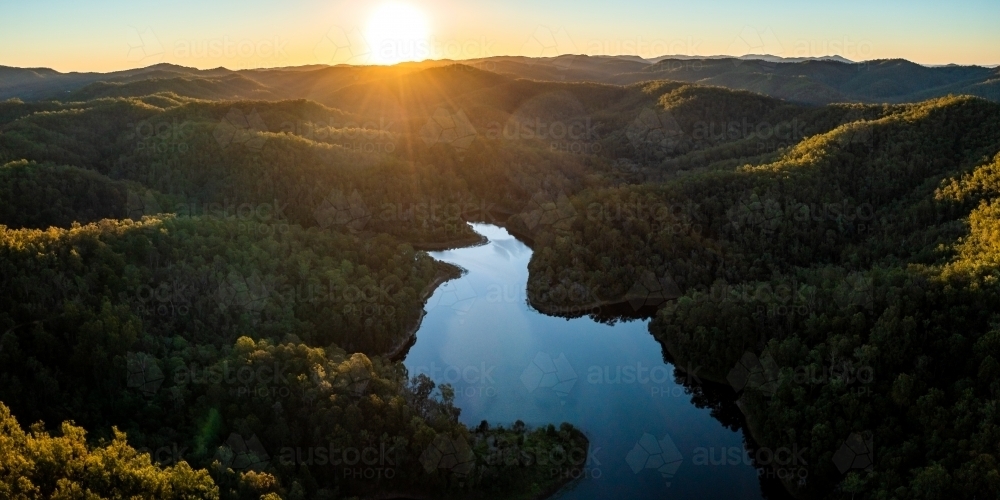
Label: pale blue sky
xmin=1 ymin=0 xmax=997 ymax=72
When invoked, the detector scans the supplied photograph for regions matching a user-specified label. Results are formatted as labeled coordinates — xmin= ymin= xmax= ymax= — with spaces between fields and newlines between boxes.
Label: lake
xmin=403 ymin=223 xmax=782 ymax=499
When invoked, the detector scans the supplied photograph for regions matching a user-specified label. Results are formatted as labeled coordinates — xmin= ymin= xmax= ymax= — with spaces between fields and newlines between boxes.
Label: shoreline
xmin=386 ymin=220 xmax=787 ymax=500
xmin=383 ymin=227 xmax=488 ymax=362
xmin=526 ymin=295 xmax=672 ymax=321
xmin=382 ymin=224 xmax=588 ymax=500
xmin=657 ymin=336 xmax=808 ymax=499
xmin=502 ymin=217 xmax=805 ymax=498
xmin=501 ymin=219 xmax=805 ymax=499
xmin=410 ymin=231 xmax=488 ymax=252
xmin=385 ymin=262 xmax=464 ymax=362
xmin=490 ymin=218 xmax=674 ymax=321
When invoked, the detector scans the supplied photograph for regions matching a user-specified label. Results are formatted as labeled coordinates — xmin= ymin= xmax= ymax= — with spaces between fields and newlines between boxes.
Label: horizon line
xmin=4 ymin=53 xmax=999 ymax=75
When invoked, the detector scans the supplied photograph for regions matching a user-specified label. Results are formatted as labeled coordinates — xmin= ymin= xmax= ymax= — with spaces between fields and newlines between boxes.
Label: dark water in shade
xmin=403 ymin=223 xmax=780 ymax=499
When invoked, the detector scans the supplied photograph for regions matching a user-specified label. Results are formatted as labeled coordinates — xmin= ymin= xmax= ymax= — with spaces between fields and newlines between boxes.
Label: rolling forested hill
xmin=0 ymin=60 xmax=998 ymax=499
xmin=65 ymin=74 xmax=283 ymax=102
xmin=3 ymin=56 xmax=998 ymax=106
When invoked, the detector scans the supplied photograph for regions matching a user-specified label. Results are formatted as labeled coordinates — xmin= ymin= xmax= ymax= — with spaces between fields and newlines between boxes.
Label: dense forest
xmin=0 ymin=60 xmax=998 ymax=499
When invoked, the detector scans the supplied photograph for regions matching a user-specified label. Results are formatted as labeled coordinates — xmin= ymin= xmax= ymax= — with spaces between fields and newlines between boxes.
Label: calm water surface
xmin=403 ymin=223 xmax=770 ymax=499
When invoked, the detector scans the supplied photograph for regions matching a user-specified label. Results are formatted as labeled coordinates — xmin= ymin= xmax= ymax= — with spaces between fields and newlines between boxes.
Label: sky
xmin=1 ymin=0 xmax=998 ymax=72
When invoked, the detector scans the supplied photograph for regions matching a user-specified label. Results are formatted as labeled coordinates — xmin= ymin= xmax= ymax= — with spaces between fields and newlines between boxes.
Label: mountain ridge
xmin=2 ymin=55 xmax=998 ymax=106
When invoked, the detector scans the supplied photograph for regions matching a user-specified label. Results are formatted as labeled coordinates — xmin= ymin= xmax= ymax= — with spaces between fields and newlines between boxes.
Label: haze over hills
xmin=644 ymin=54 xmax=855 ymax=64
xmin=2 ymin=54 xmax=998 ymax=106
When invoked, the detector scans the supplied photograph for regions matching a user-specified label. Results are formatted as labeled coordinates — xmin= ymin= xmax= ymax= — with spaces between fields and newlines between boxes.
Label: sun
xmin=365 ymin=3 xmax=431 ymax=65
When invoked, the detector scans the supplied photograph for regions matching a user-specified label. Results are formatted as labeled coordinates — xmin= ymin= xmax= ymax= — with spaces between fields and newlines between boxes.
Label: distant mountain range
xmin=2 ymin=54 xmax=998 ymax=105
xmin=646 ymin=54 xmax=856 ymax=64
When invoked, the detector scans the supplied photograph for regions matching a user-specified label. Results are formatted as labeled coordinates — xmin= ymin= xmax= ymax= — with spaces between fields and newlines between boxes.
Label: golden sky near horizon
xmin=1 ymin=0 xmax=998 ymax=72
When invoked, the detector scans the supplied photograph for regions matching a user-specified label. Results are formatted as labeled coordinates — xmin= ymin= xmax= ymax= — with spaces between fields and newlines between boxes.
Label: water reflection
xmin=403 ymin=223 xmax=791 ymax=499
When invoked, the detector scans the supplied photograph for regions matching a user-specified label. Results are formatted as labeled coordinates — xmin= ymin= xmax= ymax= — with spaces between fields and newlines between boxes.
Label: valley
xmin=0 ymin=50 xmax=998 ymax=499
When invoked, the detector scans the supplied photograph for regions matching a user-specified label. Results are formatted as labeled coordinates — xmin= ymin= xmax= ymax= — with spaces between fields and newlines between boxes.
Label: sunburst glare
xmin=365 ymin=2 xmax=431 ymax=65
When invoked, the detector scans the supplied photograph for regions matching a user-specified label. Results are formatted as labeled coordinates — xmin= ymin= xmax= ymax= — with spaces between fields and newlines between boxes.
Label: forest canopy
xmin=0 ymin=61 xmax=998 ymax=499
